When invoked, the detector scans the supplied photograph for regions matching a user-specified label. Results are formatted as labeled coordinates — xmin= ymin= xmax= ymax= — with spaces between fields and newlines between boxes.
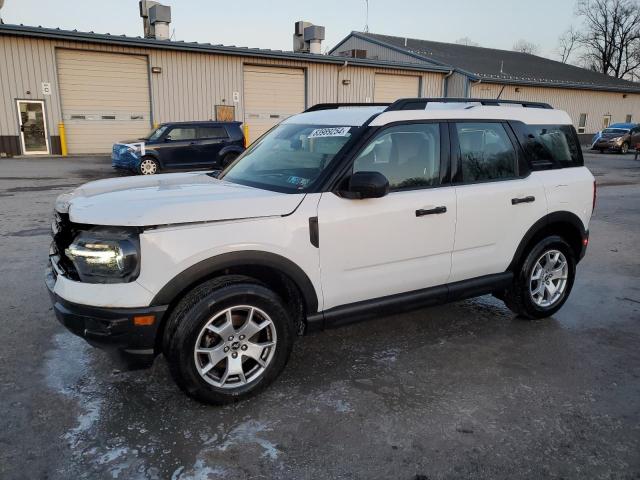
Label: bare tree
xmin=557 ymin=27 xmax=580 ymax=63
xmin=576 ymin=0 xmax=640 ymax=78
xmin=456 ymin=37 xmax=480 ymax=47
xmin=513 ymin=39 xmax=539 ymax=55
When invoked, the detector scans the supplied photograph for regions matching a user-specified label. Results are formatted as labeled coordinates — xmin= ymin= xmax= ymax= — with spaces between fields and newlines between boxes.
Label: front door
xmin=17 ymin=100 xmax=50 ymax=155
xmin=158 ymin=125 xmax=200 ymax=167
xmin=317 ymin=122 xmax=456 ymax=311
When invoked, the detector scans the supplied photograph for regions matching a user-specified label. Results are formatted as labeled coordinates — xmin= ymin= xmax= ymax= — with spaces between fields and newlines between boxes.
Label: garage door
xmin=374 ymin=74 xmax=420 ymax=102
xmin=57 ymin=49 xmax=151 ymax=154
xmin=243 ymin=65 xmax=305 ymax=142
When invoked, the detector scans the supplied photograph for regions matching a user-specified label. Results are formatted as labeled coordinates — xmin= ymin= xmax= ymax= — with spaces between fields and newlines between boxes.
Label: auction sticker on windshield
xmin=308 ymin=127 xmax=351 ymax=138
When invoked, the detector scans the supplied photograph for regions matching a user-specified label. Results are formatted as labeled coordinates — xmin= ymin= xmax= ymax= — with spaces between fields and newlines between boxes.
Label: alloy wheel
xmin=140 ymin=159 xmax=158 ymax=175
xmin=193 ymin=305 xmax=277 ymax=389
xmin=529 ymin=249 xmax=569 ymax=308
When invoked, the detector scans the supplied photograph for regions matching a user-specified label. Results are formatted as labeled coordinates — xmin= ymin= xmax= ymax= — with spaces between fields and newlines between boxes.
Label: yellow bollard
xmin=243 ymin=124 xmax=249 ymax=148
xmin=58 ymin=122 xmax=68 ymax=157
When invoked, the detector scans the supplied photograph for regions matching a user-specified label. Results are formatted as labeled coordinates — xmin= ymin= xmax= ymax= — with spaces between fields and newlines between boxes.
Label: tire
xmin=164 ymin=276 xmax=295 ymax=405
xmin=221 ymin=152 xmax=239 ymax=168
xmin=139 ymin=156 xmax=160 ymax=175
xmin=504 ymin=236 xmax=576 ymax=320
xmin=621 ymin=142 xmax=629 ymax=154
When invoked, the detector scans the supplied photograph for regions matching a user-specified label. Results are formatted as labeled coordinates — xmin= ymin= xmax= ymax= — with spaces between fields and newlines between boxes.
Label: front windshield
xmin=146 ymin=125 xmax=168 ymax=141
xmin=603 ymin=128 xmax=629 ymax=135
xmin=220 ymin=124 xmax=358 ymax=193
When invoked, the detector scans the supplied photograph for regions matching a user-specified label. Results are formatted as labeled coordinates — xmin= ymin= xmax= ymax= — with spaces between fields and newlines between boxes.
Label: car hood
xmin=599 ymin=132 xmax=628 ymax=140
xmin=56 ymin=172 xmax=305 ymax=226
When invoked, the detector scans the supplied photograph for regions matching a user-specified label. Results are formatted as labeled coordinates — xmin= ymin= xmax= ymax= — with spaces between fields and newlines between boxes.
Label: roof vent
xmin=139 ymin=0 xmax=172 ymax=40
xmin=293 ymin=20 xmax=325 ymax=54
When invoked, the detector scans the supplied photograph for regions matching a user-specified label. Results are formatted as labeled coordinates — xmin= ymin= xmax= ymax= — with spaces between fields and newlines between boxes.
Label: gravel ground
xmin=0 ymin=152 xmax=638 ymax=479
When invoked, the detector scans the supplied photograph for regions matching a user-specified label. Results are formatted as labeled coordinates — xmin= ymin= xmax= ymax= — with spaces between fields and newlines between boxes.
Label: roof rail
xmin=385 ymin=97 xmax=553 ymax=111
xmin=305 ymin=102 xmax=390 ymax=112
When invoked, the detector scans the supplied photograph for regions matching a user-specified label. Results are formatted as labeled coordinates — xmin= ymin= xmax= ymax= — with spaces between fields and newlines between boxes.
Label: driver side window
xmin=353 ymin=123 xmax=441 ymax=191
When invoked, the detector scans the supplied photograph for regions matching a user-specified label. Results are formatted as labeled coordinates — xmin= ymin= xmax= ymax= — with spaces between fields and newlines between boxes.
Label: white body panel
xmin=537 ymin=167 xmax=595 ymax=228
xmin=450 ymin=174 xmax=548 ymax=282
xmin=317 ymin=188 xmax=456 ymax=310
xmin=59 ymin=172 xmax=303 ymax=226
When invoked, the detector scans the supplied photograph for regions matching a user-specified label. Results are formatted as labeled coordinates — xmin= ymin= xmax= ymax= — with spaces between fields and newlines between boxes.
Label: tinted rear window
xmin=513 ymin=123 xmax=583 ymax=169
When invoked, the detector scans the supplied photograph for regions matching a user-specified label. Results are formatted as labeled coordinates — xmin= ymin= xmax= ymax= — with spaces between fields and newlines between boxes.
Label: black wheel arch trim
xmin=508 ymin=211 xmax=587 ymax=272
xmin=219 ymin=145 xmax=244 ymax=158
xmin=150 ymin=250 xmax=319 ymax=314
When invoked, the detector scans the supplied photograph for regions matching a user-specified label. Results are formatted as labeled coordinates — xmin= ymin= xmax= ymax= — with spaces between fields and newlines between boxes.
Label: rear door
xmin=195 ymin=125 xmax=230 ymax=166
xmin=449 ymin=121 xmax=547 ymax=282
xmin=158 ymin=125 xmax=200 ymax=167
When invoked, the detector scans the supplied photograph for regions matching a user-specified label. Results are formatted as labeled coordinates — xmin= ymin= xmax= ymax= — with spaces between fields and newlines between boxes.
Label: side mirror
xmin=344 ymin=171 xmax=389 ymax=199
xmin=164 ymin=135 xmax=172 ymax=142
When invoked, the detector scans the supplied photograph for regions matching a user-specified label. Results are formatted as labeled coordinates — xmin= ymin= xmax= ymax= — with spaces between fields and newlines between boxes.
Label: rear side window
xmin=456 ymin=122 xmax=517 ymax=182
xmin=198 ymin=126 xmax=228 ymax=139
xmin=516 ymin=124 xmax=583 ymax=169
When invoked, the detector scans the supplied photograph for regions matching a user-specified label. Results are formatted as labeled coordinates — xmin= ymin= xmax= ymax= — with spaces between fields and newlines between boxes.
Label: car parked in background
xmin=112 ymin=121 xmax=245 ymax=175
xmin=591 ymin=122 xmax=640 ymax=153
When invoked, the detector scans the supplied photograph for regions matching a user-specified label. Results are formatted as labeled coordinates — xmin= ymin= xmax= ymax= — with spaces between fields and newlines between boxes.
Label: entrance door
xmin=17 ymin=100 xmax=50 ymax=155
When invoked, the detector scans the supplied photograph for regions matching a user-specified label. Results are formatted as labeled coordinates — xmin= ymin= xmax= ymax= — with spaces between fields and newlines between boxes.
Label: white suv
xmin=47 ymin=98 xmax=595 ymax=404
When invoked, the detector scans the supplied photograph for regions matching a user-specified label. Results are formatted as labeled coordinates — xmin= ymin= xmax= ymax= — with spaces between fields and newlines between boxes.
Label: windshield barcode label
xmin=308 ymin=127 xmax=351 ymax=138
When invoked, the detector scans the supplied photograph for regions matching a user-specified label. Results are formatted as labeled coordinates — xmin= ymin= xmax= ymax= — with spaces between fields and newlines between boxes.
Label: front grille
xmin=50 ymin=212 xmax=80 ymax=280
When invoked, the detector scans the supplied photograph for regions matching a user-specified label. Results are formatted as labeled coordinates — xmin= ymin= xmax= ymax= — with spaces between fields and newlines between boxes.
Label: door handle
xmin=511 ymin=196 xmax=535 ymax=205
xmin=416 ymin=206 xmax=447 ymax=217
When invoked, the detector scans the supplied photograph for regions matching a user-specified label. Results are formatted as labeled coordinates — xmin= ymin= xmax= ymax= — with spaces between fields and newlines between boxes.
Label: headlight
xmin=613 ymin=136 xmax=624 ymax=144
xmin=65 ymin=228 xmax=140 ymax=283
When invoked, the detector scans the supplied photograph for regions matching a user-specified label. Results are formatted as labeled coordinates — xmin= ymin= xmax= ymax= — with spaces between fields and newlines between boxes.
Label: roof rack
xmin=304 ymin=102 xmax=390 ymax=112
xmin=385 ymin=97 xmax=553 ymax=111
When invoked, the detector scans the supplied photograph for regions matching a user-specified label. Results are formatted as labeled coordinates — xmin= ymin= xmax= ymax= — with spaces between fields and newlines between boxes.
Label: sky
xmin=1 ymin=0 xmax=579 ymax=60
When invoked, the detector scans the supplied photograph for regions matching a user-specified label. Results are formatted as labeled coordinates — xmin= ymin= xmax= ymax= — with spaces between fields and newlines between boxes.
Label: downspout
xmin=337 ymin=60 xmax=349 ymax=102
xmin=469 ymin=78 xmax=482 ymax=97
xmin=442 ymin=69 xmax=454 ymax=97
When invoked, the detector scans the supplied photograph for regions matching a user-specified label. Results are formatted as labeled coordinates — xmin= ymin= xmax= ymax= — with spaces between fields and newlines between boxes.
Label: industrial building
xmin=2 ymin=4 xmax=640 ymax=156
xmin=331 ymin=32 xmax=640 ymax=141
xmin=0 ymin=19 xmax=449 ymax=156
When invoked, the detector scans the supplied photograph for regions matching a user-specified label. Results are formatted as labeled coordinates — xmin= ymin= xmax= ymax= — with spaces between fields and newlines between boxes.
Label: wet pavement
xmin=0 ymin=153 xmax=639 ymax=479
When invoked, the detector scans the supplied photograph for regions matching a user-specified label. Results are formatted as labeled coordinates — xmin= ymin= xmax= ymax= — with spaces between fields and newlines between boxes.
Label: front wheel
xmin=139 ymin=156 xmax=160 ymax=175
xmin=164 ymin=276 xmax=295 ymax=405
xmin=504 ymin=236 xmax=576 ymax=319
xmin=621 ymin=142 xmax=629 ymax=154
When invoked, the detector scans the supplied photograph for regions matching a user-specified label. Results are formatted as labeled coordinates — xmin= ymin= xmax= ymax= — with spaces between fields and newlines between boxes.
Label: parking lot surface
xmin=0 ymin=152 xmax=639 ymax=479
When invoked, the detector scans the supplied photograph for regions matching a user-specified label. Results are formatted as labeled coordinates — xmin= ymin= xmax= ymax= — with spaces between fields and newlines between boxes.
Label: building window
xmin=626 ymin=114 xmax=633 ymax=123
xmin=602 ymin=115 xmax=612 ymax=129
xmin=578 ymin=113 xmax=587 ymax=134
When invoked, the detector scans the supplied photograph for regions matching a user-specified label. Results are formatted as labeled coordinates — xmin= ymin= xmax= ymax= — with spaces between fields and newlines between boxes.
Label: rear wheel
xmin=139 ymin=156 xmax=160 ymax=175
xmin=221 ymin=152 xmax=239 ymax=168
xmin=164 ymin=276 xmax=295 ymax=404
xmin=504 ymin=236 xmax=576 ymax=319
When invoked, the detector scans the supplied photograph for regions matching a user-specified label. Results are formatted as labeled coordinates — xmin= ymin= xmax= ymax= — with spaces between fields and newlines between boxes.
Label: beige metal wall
xmin=471 ymin=82 xmax=640 ymax=134
xmin=0 ymin=34 xmax=446 ymax=150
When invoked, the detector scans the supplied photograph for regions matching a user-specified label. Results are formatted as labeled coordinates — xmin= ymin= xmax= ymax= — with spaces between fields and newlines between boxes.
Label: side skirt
xmin=305 ymin=272 xmax=513 ymax=332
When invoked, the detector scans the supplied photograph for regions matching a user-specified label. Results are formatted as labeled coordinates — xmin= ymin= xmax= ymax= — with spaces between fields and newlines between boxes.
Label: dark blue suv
xmin=112 ymin=121 xmax=245 ymax=175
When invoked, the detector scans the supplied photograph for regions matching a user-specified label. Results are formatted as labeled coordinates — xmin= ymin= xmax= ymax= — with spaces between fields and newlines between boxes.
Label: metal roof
xmin=0 ymin=23 xmax=450 ymax=74
xmin=332 ymin=32 xmax=640 ymax=94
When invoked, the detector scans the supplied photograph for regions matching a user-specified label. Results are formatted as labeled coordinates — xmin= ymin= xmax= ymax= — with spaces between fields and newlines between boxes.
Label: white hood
xmin=56 ymin=172 xmax=305 ymax=226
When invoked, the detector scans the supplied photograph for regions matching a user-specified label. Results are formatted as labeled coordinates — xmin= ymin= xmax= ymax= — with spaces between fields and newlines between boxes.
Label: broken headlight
xmin=65 ymin=228 xmax=140 ymax=283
